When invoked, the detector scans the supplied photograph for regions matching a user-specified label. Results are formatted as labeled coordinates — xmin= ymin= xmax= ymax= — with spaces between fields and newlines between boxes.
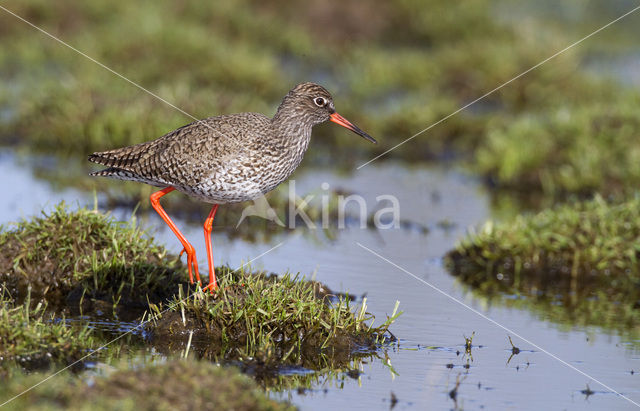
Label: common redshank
xmin=88 ymin=82 xmax=376 ymax=291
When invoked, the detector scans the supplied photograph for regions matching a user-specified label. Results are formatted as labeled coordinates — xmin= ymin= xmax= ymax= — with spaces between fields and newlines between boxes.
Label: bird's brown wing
xmin=88 ymin=113 xmax=270 ymax=186
xmin=87 ymin=123 xmax=192 ymax=169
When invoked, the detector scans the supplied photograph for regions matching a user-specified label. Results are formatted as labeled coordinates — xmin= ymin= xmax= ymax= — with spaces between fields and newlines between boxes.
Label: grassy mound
xmin=149 ymin=269 xmax=400 ymax=369
xmin=446 ymin=196 xmax=640 ymax=337
xmin=0 ymin=360 xmax=293 ymax=410
xmin=0 ymin=205 xmax=401 ymax=372
xmin=474 ymin=94 xmax=640 ymax=200
xmin=0 ymin=294 xmax=93 ymax=373
xmin=0 ymin=203 xmax=186 ymax=311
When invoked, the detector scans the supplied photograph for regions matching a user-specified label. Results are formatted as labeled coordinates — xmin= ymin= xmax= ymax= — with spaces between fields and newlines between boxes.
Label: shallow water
xmin=2 ymin=149 xmax=639 ymax=410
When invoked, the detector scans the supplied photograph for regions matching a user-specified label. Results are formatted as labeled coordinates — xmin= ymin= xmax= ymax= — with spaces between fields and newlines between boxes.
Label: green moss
xmin=0 ymin=294 xmax=94 ymax=372
xmin=149 ymin=269 xmax=400 ymax=369
xmin=446 ymin=196 xmax=640 ymax=338
xmin=475 ymin=93 xmax=640 ymax=199
xmin=0 ymin=202 xmax=186 ymax=310
xmin=0 ymin=360 xmax=293 ymax=410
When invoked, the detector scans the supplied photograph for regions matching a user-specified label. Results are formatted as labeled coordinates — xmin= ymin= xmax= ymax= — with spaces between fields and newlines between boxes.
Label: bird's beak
xmin=330 ymin=112 xmax=377 ymax=144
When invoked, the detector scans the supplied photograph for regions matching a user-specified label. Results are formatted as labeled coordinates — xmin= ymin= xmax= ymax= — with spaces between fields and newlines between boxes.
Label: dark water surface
xmin=1 ymin=149 xmax=639 ymax=410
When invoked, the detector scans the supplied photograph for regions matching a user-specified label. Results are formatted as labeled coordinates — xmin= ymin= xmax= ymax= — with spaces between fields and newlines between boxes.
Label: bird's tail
xmin=89 ymin=166 xmax=140 ymax=182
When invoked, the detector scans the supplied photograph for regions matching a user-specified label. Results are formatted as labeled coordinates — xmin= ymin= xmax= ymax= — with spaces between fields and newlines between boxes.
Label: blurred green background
xmin=1 ymin=0 xmax=639 ymax=209
xmin=2 ymin=2 xmax=640 ymax=405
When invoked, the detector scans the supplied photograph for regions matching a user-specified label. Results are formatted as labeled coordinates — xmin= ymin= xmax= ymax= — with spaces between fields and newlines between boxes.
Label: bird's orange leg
xmin=150 ymin=187 xmax=200 ymax=284
xmin=202 ymin=204 xmax=219 ymax=291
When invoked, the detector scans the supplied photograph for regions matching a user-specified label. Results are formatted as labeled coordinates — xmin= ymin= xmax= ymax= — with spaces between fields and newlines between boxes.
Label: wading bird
xmin=89 ymin=83 xmax=376 ymax=291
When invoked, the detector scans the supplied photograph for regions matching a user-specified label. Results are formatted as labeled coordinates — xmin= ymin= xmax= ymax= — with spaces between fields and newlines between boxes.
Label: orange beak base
xmin=330 ymin=112 xmax=377 ymax=144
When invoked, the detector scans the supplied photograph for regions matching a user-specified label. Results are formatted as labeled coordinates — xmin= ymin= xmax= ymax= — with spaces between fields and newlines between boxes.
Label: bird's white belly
xmin=174 ymin=160 xmax=287 ymax=204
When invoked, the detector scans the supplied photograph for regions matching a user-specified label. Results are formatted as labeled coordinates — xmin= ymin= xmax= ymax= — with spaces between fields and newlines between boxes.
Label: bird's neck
xmin=269 ymin=110 xmax=313 ymax=181
xmin=270 ymin=106 xmax=314 ymax=150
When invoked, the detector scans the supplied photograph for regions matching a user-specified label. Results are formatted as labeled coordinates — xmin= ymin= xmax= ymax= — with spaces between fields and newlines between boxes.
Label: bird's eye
xmin=314 ymin=97 xmax=326 ymax=107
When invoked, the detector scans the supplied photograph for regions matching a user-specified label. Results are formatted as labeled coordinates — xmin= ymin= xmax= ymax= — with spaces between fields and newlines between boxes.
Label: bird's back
xmin=89 ymin=112 xmax=292 ymax=203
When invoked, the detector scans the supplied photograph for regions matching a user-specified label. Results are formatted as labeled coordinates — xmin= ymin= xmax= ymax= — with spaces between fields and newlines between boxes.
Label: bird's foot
xmin=201 ymin=282 xmax=218 ymax=294
xmin=179 ymin=246 xmax=200 ymax=284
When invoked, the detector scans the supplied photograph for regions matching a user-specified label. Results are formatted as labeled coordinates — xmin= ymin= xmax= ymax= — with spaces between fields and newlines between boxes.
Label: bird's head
xmin=276 ymin=82 xmax=377 ymax=143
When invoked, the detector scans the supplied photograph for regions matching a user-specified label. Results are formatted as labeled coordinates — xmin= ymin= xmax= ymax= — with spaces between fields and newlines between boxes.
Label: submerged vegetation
xmin=446 ymin=196 xmax=640 ymax=338
xmin=0 ymin=360 xmax=293 ymax=410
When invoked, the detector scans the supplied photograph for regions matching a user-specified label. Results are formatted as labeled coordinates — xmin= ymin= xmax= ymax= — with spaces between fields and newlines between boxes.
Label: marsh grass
xmin=446 ymin=196 xmax=640 ymax=339
xmin=0 ymin=291 xmax=94 ymax=373
xmin=0 ymin=205 xmax=401 ymax=374
xmin=1 ymin=0 xmax=638 ymax=212
xmin=149 ymin=268 xmax=401 ymax=369
xmin=2 ymin=0 xmax=633 ymax=194
xmin=475 ymin=93 xmax=640 ymax=199
xmin=0 ymin=359 xmax=293 ymax=411
xmin=2 ymin=0 xmax=638 ymax=207
xmin=0 ymin=202 xmax=186 ymax=311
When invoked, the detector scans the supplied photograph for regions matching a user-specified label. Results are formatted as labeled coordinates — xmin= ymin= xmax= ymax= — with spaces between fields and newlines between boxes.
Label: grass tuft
xmin=149 ymin=268 xmax=401 ymax=369
xmin=0 ymin=202 xmax=186 ymax=310
xmin=446 ymin=196 xmax=640 ymax=338
xmin=0 ymin=204 xmax=401 ymax=371
xmin=475 ymin=94 xmax=640 ymax=200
